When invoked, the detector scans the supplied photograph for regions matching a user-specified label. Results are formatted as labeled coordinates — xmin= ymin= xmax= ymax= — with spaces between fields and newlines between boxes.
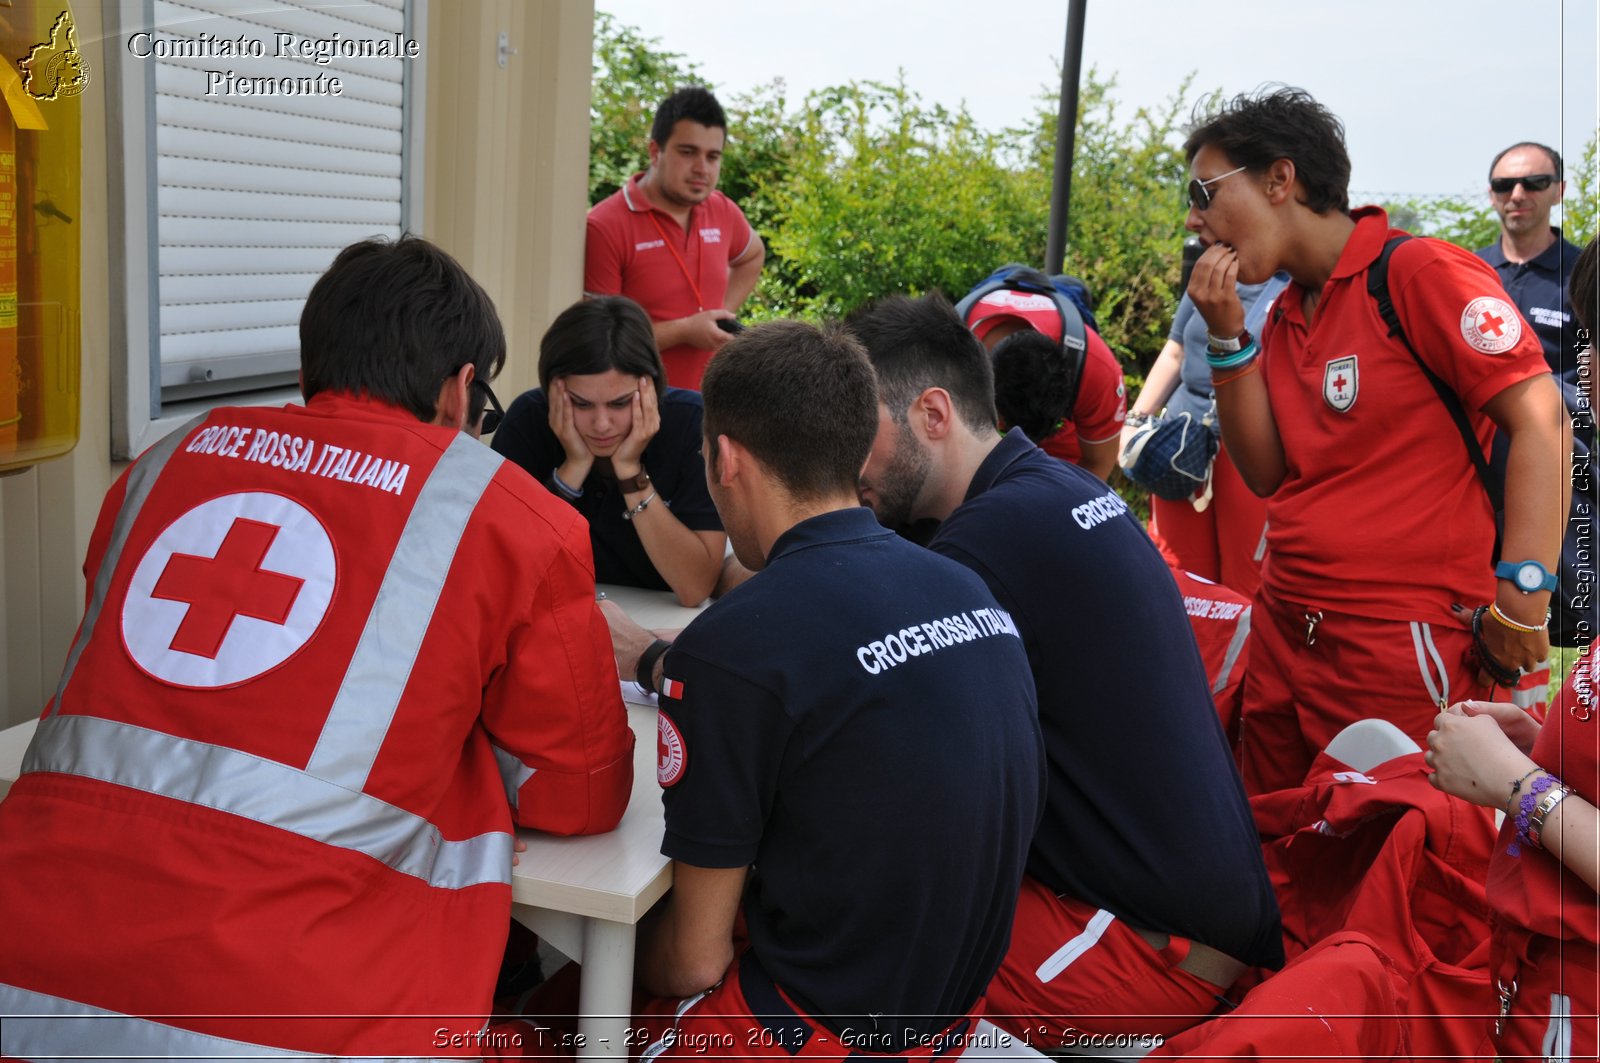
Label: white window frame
xmin=106 ymin=0 xmax=428 ymax=460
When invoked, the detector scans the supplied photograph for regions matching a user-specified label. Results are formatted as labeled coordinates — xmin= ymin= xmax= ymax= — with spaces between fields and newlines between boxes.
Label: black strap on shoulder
xmin=1367 ymin=234 xmax=1505 ymax=518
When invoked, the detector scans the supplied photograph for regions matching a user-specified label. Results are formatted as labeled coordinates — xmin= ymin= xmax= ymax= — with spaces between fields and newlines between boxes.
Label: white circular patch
xmin=1459 ymin=296 xmax=1522 ymax=354
xmin=121 ymin=492 xmax=336 ymax=688
xmin=657 ymin=710 xmax=686 ymax=787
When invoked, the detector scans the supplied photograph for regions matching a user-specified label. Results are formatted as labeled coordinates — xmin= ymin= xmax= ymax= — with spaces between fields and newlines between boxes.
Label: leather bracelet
xmin=635 ymin=638 xmax=671 ymax=695
xmin=1470 ymin=605 xmax=1523 ymax=686
xmin=1488 ymin=601 xmax=1548 ymax=634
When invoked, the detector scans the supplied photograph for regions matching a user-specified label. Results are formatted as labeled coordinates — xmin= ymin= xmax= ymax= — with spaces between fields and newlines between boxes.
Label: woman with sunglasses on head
xmin=1181 ymin=87 xmax=1566 ymax=796
xmin=492 ymin=296 xmax=725 ymax=606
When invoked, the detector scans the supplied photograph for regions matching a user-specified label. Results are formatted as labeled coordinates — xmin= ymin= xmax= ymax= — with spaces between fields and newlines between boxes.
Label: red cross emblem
xmin=123 ymin=492 xmax=336 ymax=688
xmin=151 ymin=518 xmax=305 ymax=659
xmin=1323 ymin=356 xmax=1358 ymax=412
xmin=1332 ymin=372 xmax=1349 ymax=392
xmin=1460 ymin=296 xmax=1521 ymax=354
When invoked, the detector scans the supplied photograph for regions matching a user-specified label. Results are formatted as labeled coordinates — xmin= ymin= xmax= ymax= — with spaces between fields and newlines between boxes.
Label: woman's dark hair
xmin=537 ymin=296 xmax=666 ymax=399
xmin=1571 ymin=237 xmax=1598 ymax=337
xmin=991 ymin=330 xmax=1075 ymax=442
xmin=300 ymin=235 xmax=505 ymax=422
xmin=1184 ymin=86 xmax=1351 ymax=216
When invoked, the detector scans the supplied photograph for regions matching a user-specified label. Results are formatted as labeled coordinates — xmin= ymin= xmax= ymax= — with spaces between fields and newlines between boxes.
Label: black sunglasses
xmin=472 ymin=378 xmax=504 ymax=435
xmin=1187 ymin=165 xmax=1246 ymax=212
xmin=1490 ymin=173 xmax=1557 ymax=194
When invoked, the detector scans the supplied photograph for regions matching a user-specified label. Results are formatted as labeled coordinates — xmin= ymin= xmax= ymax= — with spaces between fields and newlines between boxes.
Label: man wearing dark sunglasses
xmin=1476 ymin=141 xmax=1582 ymax=379
xmin=1181 ymin=88 xmax=1568 ymax=801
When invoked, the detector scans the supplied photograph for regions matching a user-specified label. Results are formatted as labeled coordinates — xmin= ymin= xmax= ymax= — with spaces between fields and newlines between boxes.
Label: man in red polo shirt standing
xmin=585 ymin=87 xmax=765 ymax=390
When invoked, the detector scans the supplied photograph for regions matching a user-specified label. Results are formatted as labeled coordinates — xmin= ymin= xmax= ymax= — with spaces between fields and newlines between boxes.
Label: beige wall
xmin=0 ymin=0 xmax=594 ymax=724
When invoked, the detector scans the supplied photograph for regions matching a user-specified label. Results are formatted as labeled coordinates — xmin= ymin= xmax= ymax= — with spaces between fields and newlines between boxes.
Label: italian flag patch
xmin=660 ymin=677 xmax=684 ymax=700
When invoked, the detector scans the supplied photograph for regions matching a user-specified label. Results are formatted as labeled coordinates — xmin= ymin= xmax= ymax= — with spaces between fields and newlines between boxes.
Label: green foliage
xmin=589 ymin=12 xmax=701 ymax=204
xmin=1023 ymin=71 xmax=1196 ymax=375
xmin=1564 ymin=133 xmax=1598 ymax=246
xmin=764 ymin=78 xmax=1045 ymax=321
xmin=1381 ymin=195 xmax=1499 ymax=251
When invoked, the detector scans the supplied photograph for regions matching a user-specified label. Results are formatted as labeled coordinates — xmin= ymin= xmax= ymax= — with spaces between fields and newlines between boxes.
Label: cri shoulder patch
xmin=1460 ymin=296 xmax=1522 ymax=354
xmin=657 ymin=710 xmax=686 ymax=787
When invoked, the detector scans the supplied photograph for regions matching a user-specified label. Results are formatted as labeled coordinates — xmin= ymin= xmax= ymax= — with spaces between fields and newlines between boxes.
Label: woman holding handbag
xmin=1120 ymin=274 xmax=1288 ymax=598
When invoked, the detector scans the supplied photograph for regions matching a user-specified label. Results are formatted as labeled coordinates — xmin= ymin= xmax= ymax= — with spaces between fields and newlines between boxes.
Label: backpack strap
xmin=957 ymin=265 xmax=1090 ymax=416
xmin=1366 ymin=234 xmax=1505 ymax=522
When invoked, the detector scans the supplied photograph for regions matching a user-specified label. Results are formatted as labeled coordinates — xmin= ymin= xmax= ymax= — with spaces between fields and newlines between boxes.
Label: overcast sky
xmin=600 ymin=0 xmax=1598 ymax=207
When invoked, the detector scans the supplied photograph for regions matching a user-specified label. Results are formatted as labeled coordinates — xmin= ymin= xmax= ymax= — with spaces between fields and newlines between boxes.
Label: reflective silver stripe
xmin=0 ymin=981 xmax=310 ymax=1061
xmin=1419 ymin=622 xmax=1450 ymax=705
xmin=1543 ymin=991 xmax=1572 ymax=1062
xmin=1212 ymin=607 xmax=1252 ymax=695
xmin=48 ymin=416 xmax=206 ymax=716
xmin=1410 ymin=622 xmax=1446 ymax=706
xmin=1252 ymin=522 xmax=1268 ymax=563
xmin=492 ymin=741 xmax=536 ymax=810
xmin=0 ymin=981 xmax=466 ymax=1062
xmin=24 ymin=714 xmax=511 ymax=889
xmin=307 ymin=434 xmax=502 ymax=790
xmin=1035 ymin=907 xmax=1115 ymax=983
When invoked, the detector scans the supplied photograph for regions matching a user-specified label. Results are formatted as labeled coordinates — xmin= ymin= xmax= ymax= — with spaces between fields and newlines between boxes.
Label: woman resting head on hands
xmin=492 ymin=296 xmax=725 ymax=605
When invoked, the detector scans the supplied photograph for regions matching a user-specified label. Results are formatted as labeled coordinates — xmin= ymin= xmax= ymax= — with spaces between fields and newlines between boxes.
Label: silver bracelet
xmin=621 ymin=490 xmax=657 ymax=522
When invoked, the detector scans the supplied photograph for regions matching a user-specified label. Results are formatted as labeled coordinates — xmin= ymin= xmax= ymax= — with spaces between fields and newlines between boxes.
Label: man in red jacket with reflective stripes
xmin=0 ymin=236 xmax=634 ymax=1059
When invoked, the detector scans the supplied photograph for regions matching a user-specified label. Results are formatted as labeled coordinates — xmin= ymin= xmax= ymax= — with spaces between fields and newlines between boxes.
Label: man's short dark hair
xmin=300 ymin=235 xmax=505 ymax=423
xmin=1184 ymin=86 xmax=1351 ymax=215
xmin=1572 ymin=237 xmax=1598 ymax=337
xmin=992 ymin=330 xmax=1074 ymax=442
xmin=651 ymin=86 xmax=727 ymax=146
xmin=701 ymin=321 xmax=877 ymax=501
xmin=538 ymin=296 xmax=666 ymax=400
xmin=846 ymin=293 xmax=998 ymax=435
xmin=1489 ymin=141 xmax=1564 ymax=181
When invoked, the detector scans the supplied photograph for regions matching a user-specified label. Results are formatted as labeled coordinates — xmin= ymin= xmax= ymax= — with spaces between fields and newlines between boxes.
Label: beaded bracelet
xmin=1508 ymin=772 xmax=1559 ymax=856
xmin=1206 ymin=341 xmax=1260 ymax=371
xmin=621 ymin=490 xmax=657 ymax=522
xmin=1488 ymin=601 xmax=1549 ymax=635
xmin=1505 ymin=767 xmax=1543 ymax=816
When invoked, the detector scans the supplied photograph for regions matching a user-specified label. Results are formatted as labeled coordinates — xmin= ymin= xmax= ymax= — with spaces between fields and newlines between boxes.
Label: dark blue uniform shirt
xmin=929 ymin=429 xmax=1283 ymax=969
xmin=1477 ymin=229 xmax=1584 ymax=381
xmin=491 ymin=387 xmax=721 ymax=590
xmin=659 ymin=506 xmax=1045 ymax=1039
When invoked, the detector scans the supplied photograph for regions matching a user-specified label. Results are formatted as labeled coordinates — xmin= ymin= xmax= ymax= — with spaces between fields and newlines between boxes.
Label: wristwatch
xmin=1495 ymin=559 xmax=1558 ymax=594
xmin=617 ymin=468 xmax=651 ymax=493
xmin=1206 ymin=329 xmax=1251 ymax=354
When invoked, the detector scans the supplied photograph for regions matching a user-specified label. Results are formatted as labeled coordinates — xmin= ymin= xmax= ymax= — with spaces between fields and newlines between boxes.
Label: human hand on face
xmin=1187 ymin=243 xmax=1247 ymax=341
xmin=609 ymin=379 xmax=661 ymax=482
xmin=549 ymin=380 xmax=595 ymax=484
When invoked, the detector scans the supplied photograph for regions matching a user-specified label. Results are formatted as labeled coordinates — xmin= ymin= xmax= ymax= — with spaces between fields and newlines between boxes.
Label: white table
xmin=511 ymin=584 xmax=706 ymax=1057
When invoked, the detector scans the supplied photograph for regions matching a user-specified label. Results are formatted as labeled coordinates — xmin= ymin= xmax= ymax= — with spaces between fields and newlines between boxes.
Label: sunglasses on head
xmin=472 ymin=378 xmax=504 ymax=435
xmin=1490 ymin=174 xmax=1557 ymax=194
xmin=1187 ymin=165 xmax=1247 ymax=211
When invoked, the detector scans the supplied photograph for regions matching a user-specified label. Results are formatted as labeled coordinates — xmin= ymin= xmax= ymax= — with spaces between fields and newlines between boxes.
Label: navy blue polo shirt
xmin=491 ymin=387 xmax=721 ymax=590
xmin=1477 ymin=229 xmax=1584 ymax=380
xmin=658 ymin=506 xmax=1045 ymax=1040
xmin=928 ymin=428 xmax=1283 ymax=969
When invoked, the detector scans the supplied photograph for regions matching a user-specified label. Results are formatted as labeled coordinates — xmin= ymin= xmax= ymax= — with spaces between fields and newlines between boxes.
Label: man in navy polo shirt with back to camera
xmin=848 ymin=293 xmax=1282 ymax=1049
xmin=1476 ymin=141 xmax=1583 ymax=381
xmin=601 ymin=320 xmax=1046 ymax=1061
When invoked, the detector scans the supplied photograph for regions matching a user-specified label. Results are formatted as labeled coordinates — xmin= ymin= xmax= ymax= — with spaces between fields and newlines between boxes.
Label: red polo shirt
xmin=585 ymin=174 xmax=756 ymax=389
xmin=1038 ymin=326 xmax=1127 ymax=466
xmin=1258 ymin=207 xmax=1549 ymax=622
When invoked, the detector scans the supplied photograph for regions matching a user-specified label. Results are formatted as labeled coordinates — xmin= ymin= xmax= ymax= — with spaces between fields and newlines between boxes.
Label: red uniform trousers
xmin=1147 ymin=447 xmax=1266 ymax=600
xmin=1493 ymin=930 xmax=1600 ymax=1062
xmin=635 ymin=950 xmax=985 ymax=1061
xmin=982 ymin=877 xmax=1227 ymax=1042
xmin=1238 ymin=587 xmax=1488 ymax=795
